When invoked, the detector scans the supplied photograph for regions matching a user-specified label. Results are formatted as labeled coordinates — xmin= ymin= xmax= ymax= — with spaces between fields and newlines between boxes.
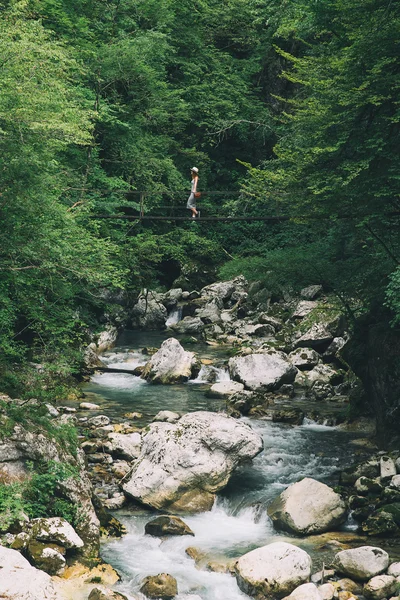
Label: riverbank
xmin=1 ymin=276 xmax=399 ymax=600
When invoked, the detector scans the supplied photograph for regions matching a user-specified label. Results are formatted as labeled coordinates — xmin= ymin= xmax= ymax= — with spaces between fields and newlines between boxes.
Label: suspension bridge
xmin=65 ymin=189 xmax=400 ymax=222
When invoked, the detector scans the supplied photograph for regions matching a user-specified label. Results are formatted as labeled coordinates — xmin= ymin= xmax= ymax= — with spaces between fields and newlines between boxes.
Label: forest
xmin=1 ymin=0 xmax=400 ymax=420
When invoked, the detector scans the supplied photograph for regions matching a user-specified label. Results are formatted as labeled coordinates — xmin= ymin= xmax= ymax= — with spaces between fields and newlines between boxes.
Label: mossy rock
xmin=362 ymin=511 xmax=400 ymax=536
xmin=377 ymin=503 xmax=400 ymax=526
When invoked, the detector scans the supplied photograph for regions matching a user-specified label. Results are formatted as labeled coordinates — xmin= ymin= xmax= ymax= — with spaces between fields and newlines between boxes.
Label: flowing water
xmin=83 ymin=331 xmax=374 ymax=600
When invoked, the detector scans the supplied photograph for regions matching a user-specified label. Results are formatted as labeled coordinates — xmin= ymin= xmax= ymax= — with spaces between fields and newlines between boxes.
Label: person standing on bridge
xmin=187 ymin=166 xmax=199 ymax=218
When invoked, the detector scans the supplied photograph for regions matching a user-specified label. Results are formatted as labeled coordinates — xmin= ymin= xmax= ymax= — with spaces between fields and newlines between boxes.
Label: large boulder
xmin=295 ymin=323 xmax=334 ymax=350
xmin=0 ymin=546 xmax=63 ymax=600
xmin=200 ymin=276 xmax=248 ymax=306
xmin=145 ymin=515 xmax=194 ymax=537
xmin=267 ymin=478 xmax=347 ymax=535
xmin=96 ymin=326 xmax=119 ymax=353
xmin=363 ymin=574 xmax=396 ymax=600
xmin=131 ymin=291 xmax=167 ymax=329
xmin=26 ymin=540 xmax=66 ymax=575
xmin=333 ymin=546 xmax=389 ymax=581
xmin=105 ymin=432 xmax=141 ymax=461
xmin=195 ymin=298 xmax=223 ymax=323
xmin=288 ymin=348 xmax=320 ymax=371
xmin=141 ymin=338 xmax=201 ymax=384
xmin=123 ymin=411 xmax=263 ymax=511
xmin=228 ymin=352 xmax=297 ymax=391
xmin=29 ymin=517 xmax=84 ymax=549
xmin=169 ymin=316 xmax=205 ymax=335
xmin=140 ymin=573 xmax=177 ymax=599
xmin=235 ymin=542 xmax=312 ymax=599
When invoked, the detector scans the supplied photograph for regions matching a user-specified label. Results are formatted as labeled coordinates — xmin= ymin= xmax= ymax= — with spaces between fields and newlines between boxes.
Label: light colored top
xmin=191 ymin=177 xmax=198 ymax=193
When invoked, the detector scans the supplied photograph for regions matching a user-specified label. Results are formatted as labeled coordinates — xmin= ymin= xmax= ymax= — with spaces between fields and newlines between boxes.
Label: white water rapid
xmin=84 ymin=331 xmax=367 ymax=600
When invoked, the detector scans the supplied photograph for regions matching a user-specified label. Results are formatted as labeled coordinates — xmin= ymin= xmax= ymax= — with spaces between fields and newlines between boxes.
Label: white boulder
xmin=283 ymin=582 xmax=321 ymax=599
xmin=131 ymin=291 xmax=167 ymax=329
xmin=380 ymin=456 xmax=397 ymax=483
xmin=29 ymin=517 xmax=84 ymax=549
xmin=0 ymin=546 xmax=62 ymax=600
xmin=201 ymin=276 xmax=247 ymax=304
xmin=318 ymin=583 xmax=335 ymax=600
xmin=123 ymin=411 xmax=263 ymax=511
xmin=208 ymin=381 xmax=245 ymax=398
xmin=106 ymin=432 xmax=141 ymax=461
xmin=295 ymin=323 xmax=334 ymax=350
xmin=363 ymin=574 xmax=396 ymax=599
xmin=288 ymin=348 xmax=320 ymax=370
xmin=267 ymin=477 xmax=347 ymax=535
xmin=333 ymin=546 xmax=389 ymax=581
xmin=153 ymin=410 xmax=181 ymax=423
xmin=306 ymin=364 xmax=337 ymax=385
xmin=141 ymin=338 xmax=200 ymax=384
xmin=235 ymin=542 xmax=312 ymax=599
xmin=292 ymin=301 xmax=318 ymax=318
xmin=388 ymin=562 xmax=400 ymax=577
xmin=228 ymin=352 xmax=297 ymax=391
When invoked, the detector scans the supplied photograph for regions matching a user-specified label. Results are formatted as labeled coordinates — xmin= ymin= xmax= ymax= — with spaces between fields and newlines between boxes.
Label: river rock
xmin=88 ymin=415 xmax=111 ymax=427
xmin=0 ymin=546 xmax=62 ymax=599
xmin=195 ymin=298 xmax=223 ymax=323
xmin=80 ymin=402 xmax=100 ymax=410
xmin=88 ymin=588 xmax=129 ymax=600
xmin=267 ymin=477 xmax=347 ymax=535
xmin=207 ymin=381 xmax=245 ymax=398
xmin=105 ymin=432 xmax=141 ymax=461
xmin=388 ymin=562 xmax=400 ymax=576
xmin=292 ymin=301 xmax=318 ymax=318
xmin=318 ymin=583 xmax=335 ymax=600
xmin=96 ymin=326 xmax=118 ymax=353
xmin=131 ymin=291 xmax=167 ymax=329
xmin=362 ymin=510 xmax=399 ymax=536
xmin=140 ymin=573 xmax=177 ymax=599
xmin=288 ymin=348 xmax=320 ymax=370
xmin=145 ymin=515 xmax=194 ymax=537
xmin=29 ymin=517 xmax=84 ymax=549
xmin=228 ymin=351 xmax=297 ymax=391
xmin=363 ymin=574 xmax=397 ymax=599
xmin=27 ymin=540 xmax=66 ymax=575
xmin=282 ymin=582 xmax=322 ymax=600
xmin=201 ymin=276 xmax=248 ymax=306
xmin=123 ymin=411 xmax=263 ymax=511
xmin=354 ymin=476 xmax=382 ymax=495
xmin=84 ymin=343 xmax=107 ymax=369
xmin=163 ymin=288 xmax=183 ymax=308
xmin=153 ymin=410 xmax=181 ymax=423
xmin=390 ymin=474 xmax=400 ymax=489
xmin=306 ymin=364 xmax=338 ymax=385
xmin=295 ymin=323 xmax=334 ymax=350
xmin=333 ymin=546 xmax=389 ymax=581
xmin=170 ymin=316 xmax=205 ymax=334
xmin=141 ymin=338 xmax=200 ymax=383
xmin=300 ymin=285 xmax=323 ymax=300
xmin=380 ymin=456 xmax=397 ymax=483
xmin=235 ymin=542 xmax=312 ymax=599
xmin=258 ymin=314 xmax=283 ymax=330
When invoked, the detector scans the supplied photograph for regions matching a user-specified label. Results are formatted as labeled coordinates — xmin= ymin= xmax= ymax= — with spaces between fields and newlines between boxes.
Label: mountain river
xmin=82 ymin=330 xmax=382 ymax=600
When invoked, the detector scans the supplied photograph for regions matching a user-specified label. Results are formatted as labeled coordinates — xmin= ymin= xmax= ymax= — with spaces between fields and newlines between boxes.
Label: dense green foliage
xmin=0 ymin=461 xmax=80 ymax=531
xmin=1 ymin=0 xmax=400 ymax=394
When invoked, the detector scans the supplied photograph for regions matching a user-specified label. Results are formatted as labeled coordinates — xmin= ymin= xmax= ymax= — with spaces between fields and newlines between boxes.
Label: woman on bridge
xmin=187 ymin=167 xmax=199 ymax=218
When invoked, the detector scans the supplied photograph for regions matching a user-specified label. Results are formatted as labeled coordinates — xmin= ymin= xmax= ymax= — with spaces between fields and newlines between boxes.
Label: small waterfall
xmin=190 ymin=365 xmax=230 ymax=384
xmin=166 ymin=305 xmax=183 ymax=327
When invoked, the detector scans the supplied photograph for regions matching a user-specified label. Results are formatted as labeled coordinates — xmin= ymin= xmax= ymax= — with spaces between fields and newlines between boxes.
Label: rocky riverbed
xmin=1 ymin=276 xmax=400 ymax=600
